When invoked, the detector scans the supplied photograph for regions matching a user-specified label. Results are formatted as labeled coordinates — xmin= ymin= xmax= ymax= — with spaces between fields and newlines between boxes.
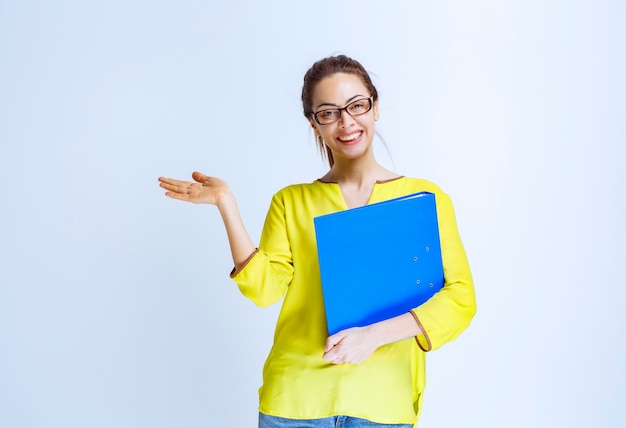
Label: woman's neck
xmin=322 ymin=156 xmax=398 ymax=187
xmin=321 ymin=159 xmax=399 ymax=208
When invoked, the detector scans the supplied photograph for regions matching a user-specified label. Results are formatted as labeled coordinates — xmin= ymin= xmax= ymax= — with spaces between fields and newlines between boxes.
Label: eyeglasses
xmin=310 ymin=97 xmax=374 ymax=125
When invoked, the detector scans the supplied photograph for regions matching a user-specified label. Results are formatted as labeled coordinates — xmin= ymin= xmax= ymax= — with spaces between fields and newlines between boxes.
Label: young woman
xmin=158 ymin=55 xmax=476 ymax=428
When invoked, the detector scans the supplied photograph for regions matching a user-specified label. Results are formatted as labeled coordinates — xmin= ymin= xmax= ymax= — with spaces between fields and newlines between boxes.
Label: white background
xmin=1 ymin=1 xmax=624 ymax=427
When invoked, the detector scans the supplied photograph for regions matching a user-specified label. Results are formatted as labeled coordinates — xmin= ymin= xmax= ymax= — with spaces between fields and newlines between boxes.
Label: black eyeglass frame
xmin=309 ymin=96 xmax=374 ymax=125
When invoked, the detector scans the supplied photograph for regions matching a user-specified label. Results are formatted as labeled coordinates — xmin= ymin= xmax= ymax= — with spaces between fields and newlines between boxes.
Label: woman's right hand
xmin=158 ymin=171 xmax=232 ymax=207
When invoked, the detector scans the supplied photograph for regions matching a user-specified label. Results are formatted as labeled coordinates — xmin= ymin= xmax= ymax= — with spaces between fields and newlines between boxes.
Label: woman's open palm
xmin=158 ymin=171 xmax=230 ymax=206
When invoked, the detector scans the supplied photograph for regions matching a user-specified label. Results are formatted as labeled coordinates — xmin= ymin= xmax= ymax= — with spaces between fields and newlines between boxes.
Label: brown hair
xmin=301 ymin=55 xmax=379 ymax=167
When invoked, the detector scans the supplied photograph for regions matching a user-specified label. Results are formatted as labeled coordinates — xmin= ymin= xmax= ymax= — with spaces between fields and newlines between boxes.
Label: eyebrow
xmin=315 ymin=94 xmax=366 ymax=110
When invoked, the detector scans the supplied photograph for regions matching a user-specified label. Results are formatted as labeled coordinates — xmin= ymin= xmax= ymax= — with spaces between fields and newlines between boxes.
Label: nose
xmin=338 ymin=108 xmax=355 ymax=127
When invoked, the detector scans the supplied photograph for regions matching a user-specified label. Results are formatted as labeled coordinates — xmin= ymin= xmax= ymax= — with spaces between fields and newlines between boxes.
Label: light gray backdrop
xmin=1 ymin=1 xmax=624 ymax=427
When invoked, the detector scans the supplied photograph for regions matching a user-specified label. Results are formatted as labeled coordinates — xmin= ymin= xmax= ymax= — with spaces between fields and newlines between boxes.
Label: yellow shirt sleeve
xmin=231 ymin=192 xmax=293 ymax=307
xmin=411 ymin=191 xmax=476 ymax=351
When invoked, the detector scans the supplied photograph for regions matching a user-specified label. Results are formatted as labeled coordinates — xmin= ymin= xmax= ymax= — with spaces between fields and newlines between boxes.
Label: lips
xmin=337 ymin=131 xmax=363 ymax=144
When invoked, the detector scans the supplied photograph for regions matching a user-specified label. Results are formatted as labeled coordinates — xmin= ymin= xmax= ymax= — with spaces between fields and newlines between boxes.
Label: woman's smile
xmin=337 ymin=130 xmax=363 ymax=144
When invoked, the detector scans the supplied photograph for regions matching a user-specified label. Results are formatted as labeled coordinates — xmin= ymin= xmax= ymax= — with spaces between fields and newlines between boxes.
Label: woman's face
xmin=309 ymin=73 xmax=379 ymax=164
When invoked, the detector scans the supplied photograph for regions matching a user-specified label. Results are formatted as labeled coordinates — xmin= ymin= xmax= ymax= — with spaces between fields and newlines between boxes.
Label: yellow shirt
xmin=231 ymin=177 xmax=476 ymax=425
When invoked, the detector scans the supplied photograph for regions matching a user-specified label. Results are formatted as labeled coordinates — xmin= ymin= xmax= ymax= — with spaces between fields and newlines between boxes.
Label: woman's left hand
xmin=322 ymin=326 xmax=380 ymax=365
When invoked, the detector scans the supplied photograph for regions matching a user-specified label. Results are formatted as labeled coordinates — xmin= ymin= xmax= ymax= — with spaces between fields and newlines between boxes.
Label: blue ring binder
xmin=314 ymin=192 xmax=444 ymax=335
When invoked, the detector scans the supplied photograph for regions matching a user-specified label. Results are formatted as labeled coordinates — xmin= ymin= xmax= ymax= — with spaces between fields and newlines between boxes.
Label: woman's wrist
xmin=363 ymin=323 xmax=386 ymax=349
xmin=216 ymin=189 xmax=237 ymax=212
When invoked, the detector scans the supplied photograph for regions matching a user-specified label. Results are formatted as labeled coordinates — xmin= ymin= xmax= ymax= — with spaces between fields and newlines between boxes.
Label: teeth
xmin=338 ymin=132 xmax=361 ymax=142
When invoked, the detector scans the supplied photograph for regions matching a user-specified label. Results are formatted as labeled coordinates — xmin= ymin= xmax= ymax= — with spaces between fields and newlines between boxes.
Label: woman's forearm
xmin=217 ymin=192 xmax=256 ymax=269
xmin=366 ymin=312 xmax=424 ymax=348
xmin=324 ymin=311 xmax=425 ymax=365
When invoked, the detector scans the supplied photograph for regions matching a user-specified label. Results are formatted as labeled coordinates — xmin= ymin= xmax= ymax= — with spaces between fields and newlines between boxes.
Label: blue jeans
xmin=259 ymin=413 xmax=413 ymax=428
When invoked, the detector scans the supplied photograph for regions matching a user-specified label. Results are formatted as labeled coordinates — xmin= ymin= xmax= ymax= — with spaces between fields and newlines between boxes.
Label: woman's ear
xmin=373 ymin=100 xmax=380 ymax=121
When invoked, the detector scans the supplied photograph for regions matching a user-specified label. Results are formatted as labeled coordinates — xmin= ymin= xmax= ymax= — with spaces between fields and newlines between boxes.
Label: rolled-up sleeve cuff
xmin=409 ymin=310 xmax=432 ymax=352
xmin=230 ymin=248 xmax=259 ymax=278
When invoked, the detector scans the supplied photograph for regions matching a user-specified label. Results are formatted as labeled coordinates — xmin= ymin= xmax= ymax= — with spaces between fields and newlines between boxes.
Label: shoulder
xmin=272 ymin=180 xmax=333 ymax=200
xmin=390 ymin=176 xmax=447 ymax=196
xmin=264 ymin=180 xmax=335 ymax=209
xmin=391 ymin=177 xmax=456 ymax=214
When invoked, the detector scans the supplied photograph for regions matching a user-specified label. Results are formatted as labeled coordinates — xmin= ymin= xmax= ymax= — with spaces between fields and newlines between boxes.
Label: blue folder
xmin=314 ymin=192 xmax=444 ymax=335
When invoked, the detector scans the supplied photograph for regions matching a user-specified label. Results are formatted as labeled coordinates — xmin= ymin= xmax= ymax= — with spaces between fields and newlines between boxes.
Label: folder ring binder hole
xmin=417 ymin=280 xmax=421 ymax=284
xmin=425 ymin=247 xmax=430 ymax=252
xmin=429 ymin=283 xmax=434 ymax=287
xmin=413 ymin=257 xmax=418 ymax=261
